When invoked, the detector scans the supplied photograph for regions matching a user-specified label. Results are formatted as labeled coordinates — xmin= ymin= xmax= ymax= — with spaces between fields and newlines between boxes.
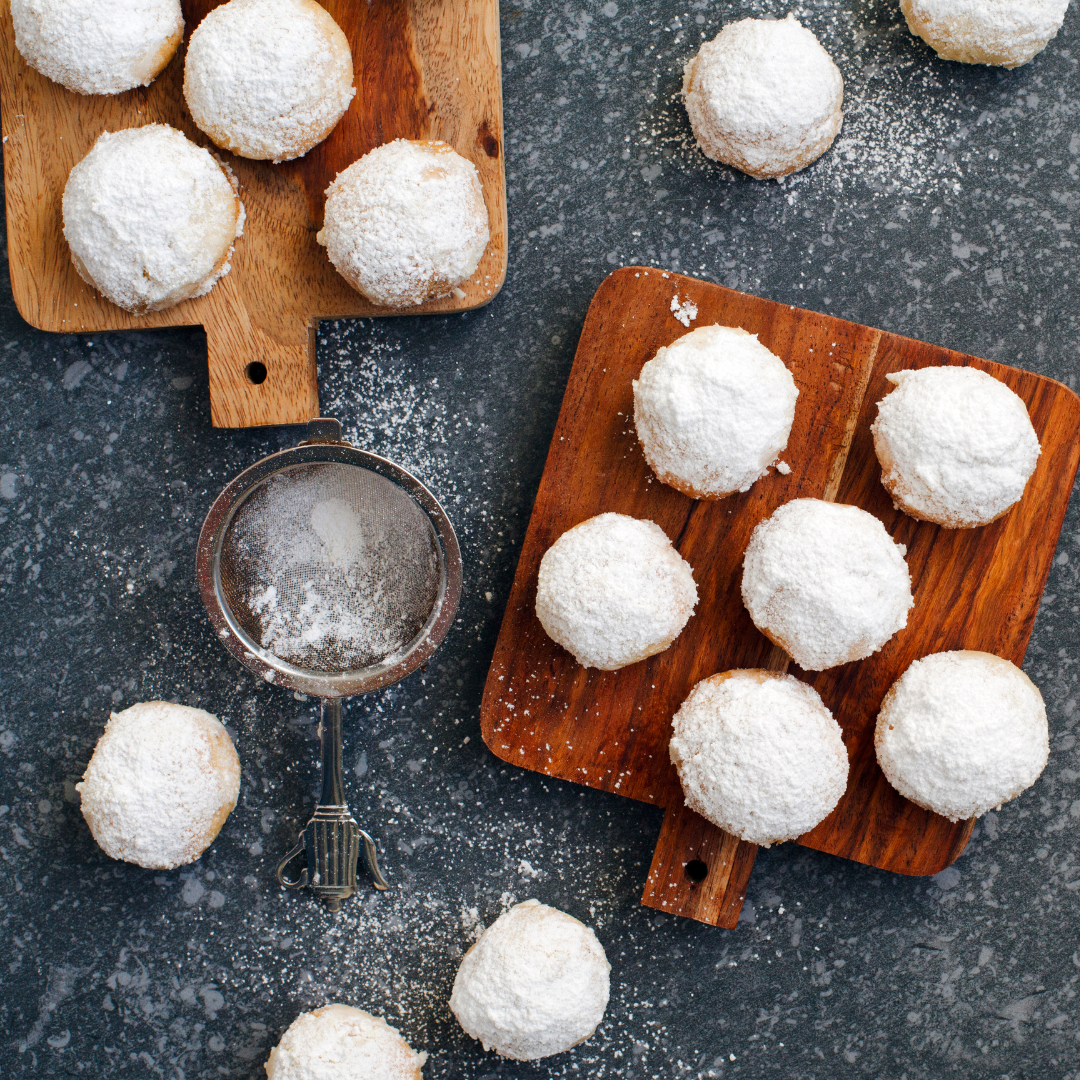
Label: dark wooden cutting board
xmin=0 ymin=0 xmax=506 ymax=428
xmin=480 ymin=266 xmax=1080 ymax=929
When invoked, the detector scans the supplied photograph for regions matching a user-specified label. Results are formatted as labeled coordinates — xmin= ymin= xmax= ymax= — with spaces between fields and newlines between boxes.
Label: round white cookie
xmin=535 ymin=512 xmax=698 ymax=671
xmin=450 ymin=900 xmax=610 ymax=1062
xmin=900 ymin=0 xmax=1069 ymax=68
xmin=184 ymin=0 xmax=355 ymax=162
xmin=633 ymin=325 xmax=799 ymax=499
xmin=871 ymin=366 xmax=1041 ymax=528
xmin=670 ymin=670 xmax=849 ymax=846
xmin=11 ymin=0 xmax=183 ymax=95
xmin=875 ymin=651 xmax=1048 ymax=820
xmin=741 ymin=499 xmax=913 ymax=671
xmin=265 ymin=1004 xmax=427 ymax=1080
xmin=63 ymin=124 xmax=245 ymax=315
xmin=683 ymin=14 xmax=844 ymax=179
xmin=317 ymin=139 xmax=490 ymax=307
xmin=76 ymin=701 xmax=241 ymax=870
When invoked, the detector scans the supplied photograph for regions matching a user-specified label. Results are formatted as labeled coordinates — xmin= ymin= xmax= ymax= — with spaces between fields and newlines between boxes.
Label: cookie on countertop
xmin=76 ymin=701 xmax=241 ymax=870
xmin=900 ymin=0 xmax=1069 ymax=68
xmin=265 ymin=1004 xmax=427 ymax=1080
xmin=450 ymin=900 xmax=610 ymax=1061
xmin=683 ymin=14 xmax=843 ymax=179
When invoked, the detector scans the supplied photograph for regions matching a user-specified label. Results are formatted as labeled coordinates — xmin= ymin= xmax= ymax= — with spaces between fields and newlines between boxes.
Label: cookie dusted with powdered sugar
xmin=741 ymin=499 xmax=913 ymax=671
xmin=683 ymin=14 xmax=843 ymax=179
xmin=450 ymin=900 xmax=610 ymax=1061
xmin=900 ymin=0 xmax=1069 ymax=68
xmin=633 ymin=324 xmax=799 ymax=499
xmin=76 ymin=702 xmax=241 ymax=870
xmin=184 ymin=0 xmax=355 ymax=162
xmin=317 ymin=139 xmax=490 ymax=307
xmin=670 ymin=670 xmax=849 ymax=846
xmin=265 ymin=1004 xmax=427 ymax=1080
xmin=535 ymin=513 xmax=698 ymax=671
xmin=11 ymin=0 xmax=183 ymax=95
xmin=871 ymin=366 xmax=1041 ymax=528
xmin=62 ymin=125 xmax=245 ymax=315
xmin=875 ymin=651 xmax=1048 ymax=820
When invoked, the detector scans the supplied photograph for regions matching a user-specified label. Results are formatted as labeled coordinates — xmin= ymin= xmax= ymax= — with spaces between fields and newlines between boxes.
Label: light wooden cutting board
xmin=0 ymin=0 xmax=506 ymax=427
xmin=481 ymin=266 xmax=1080 ymax=929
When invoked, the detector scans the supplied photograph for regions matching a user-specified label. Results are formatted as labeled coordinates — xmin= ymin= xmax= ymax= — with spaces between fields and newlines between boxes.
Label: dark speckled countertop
xmin=3 ymin=2 xmax=1080 ymax=1077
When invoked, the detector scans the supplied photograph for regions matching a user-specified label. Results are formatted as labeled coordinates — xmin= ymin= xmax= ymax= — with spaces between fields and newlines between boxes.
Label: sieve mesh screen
xmin=218 ymin=462 xmax=441 ymax=674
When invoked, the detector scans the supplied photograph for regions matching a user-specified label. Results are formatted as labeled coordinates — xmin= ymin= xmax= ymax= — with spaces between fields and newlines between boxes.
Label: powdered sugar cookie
xmin=11 ymin=0 xmax=183 ymax=95
xmin=317 ymin=139 xmax=490 ymax=307
xmin=900 ymin=0 xmax=1069 ymax=68
xmin=450 ymin=900 xmax=610 ymax=1061
xmin=535 ymin=513 xmax=698 ymax=670
xmin=633 ymin=324 xmax=799 ymax=499
xmin=683 ymin=14 xmax=843 ymax=180
xmin=62 ymin=125 xmax=245 ymax=315
xmin=184 ymin=0 xmax=355 ymax=162
xmin=76 ymin=701 xmax=241 ymax=870
xmin=875 ymin=651 xmax=1048 ymax=820
xmin=871 ymin=366 xmax=1041 ymax=528
xmin=670 ymin=670 xmax=848 ymax=845
xmin=265 ymin=1004 xmax=427 ymax=1080
xmin=741 ymin=499 xmax=913 ymax=671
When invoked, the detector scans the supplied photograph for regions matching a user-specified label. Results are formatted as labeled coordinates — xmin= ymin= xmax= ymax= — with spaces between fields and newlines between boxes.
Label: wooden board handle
xmin=642 ymin=800 xmax=757 ymax=929
xmin=205 ymin=316 xmax=319 ymax=429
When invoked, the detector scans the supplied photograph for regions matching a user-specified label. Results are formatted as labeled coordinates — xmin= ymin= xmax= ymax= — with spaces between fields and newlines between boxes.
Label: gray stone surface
xmin=2 ymin=1 xmax=1080 ymax=1076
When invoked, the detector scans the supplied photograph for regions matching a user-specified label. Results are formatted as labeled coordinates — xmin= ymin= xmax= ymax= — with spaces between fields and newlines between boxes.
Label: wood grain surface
xmin=0 ymin=0 xmax=506 ymax=428
xmin=480 ymin=266 xmax=1080 ymax=928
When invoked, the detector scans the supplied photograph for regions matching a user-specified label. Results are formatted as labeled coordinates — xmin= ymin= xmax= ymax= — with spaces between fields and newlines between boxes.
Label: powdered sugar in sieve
xmin=219 ymin=462 xmax=440 ymax=674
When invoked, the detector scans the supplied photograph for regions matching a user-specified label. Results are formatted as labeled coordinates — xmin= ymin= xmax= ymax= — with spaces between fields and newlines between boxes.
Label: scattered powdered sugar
xmin=317 ymin=140 xmax=490 ymax=307
xmin=875 ymin=650 xmax=1048 ymax=820
xmin=11 ymin=0 xmax=183 ymax=94
xmin=222 ymin=465 xmax=440 ymax=672
xmin=871 ymin=366 xmax=1041 ymax=528
xmin=682 ymin=15 xmax=844 ymax=179
xmin=669 ymin=670 xmax=848 ymax=846
xmin=75 ymin=701 xmax=241 ymax=870
xmin=741 ymin=498 xmax=913 ymax=671
xmin=535 ymin=513 xmax=698 ymax=671
xmin=775 ymin=460 xmax=792 ymax=475
xmin=184 ymin=0 xmax=355 ymax=162
xmin=633 ymin=324 xmax=798 ymax=499
xmin=265 ymin=1004 xmax=427 ymax=1080
xmin=669 ymin=293 xmax=698 ymax=326
xmin=449 ymin=900 xmax=610 ymax=1062
xmin=62 ymin=124 xmax=244 ymax=314
xmin=900 ymin=0 xmax=1069 ymax=69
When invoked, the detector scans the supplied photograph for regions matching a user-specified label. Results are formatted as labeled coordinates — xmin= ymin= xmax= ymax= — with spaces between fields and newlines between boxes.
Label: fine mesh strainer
xmin=196 ymin=418 xmax=461 ymax=911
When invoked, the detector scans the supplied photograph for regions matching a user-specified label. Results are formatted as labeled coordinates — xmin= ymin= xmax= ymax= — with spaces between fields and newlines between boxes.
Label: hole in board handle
xmin=246 ymin=361 xmax=268 ymax=385
xmin=684 ymin=858 xmax=708 ymax=884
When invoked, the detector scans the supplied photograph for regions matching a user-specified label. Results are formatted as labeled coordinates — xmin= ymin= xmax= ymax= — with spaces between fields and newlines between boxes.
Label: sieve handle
xmin=276 ymin=699 xmax=389 ymax=910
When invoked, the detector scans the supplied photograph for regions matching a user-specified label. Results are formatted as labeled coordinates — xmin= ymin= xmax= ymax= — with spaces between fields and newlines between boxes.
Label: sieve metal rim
xmin=196 ymin=432 xmax=462 ymax=698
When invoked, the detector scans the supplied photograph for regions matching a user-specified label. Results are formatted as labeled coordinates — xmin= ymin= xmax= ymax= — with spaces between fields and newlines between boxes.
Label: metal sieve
xmin=196 ymin=418 xmax=461 ymax=911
